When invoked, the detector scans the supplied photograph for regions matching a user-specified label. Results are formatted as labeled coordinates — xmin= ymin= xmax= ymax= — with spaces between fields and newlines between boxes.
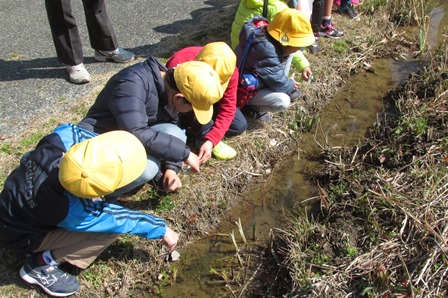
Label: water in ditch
xmin=160 ymin=58 xmax=394 ymax=298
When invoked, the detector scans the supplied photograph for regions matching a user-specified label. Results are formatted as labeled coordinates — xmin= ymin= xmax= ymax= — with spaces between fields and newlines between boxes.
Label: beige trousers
xmin=34 ymin=229 xmax=119 ymax=269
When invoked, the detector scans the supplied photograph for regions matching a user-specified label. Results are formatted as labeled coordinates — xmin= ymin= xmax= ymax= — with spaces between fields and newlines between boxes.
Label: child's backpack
xmin=236 ymin=19 xmax=269 ymax=108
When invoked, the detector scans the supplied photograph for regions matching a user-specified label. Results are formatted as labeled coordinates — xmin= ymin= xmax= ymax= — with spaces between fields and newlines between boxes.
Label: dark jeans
xmin=179 ymin=108 xmax=248 ymax=142
xmin=310 ymin=0 xmax=324 ymax=34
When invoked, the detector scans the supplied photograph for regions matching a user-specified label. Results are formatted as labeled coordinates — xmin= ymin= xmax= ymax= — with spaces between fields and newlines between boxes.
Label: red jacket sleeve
xmin=205 ymin=68 xmax=238 ymax=146
xmin=166 ymin=47 xmax=202 ymax=68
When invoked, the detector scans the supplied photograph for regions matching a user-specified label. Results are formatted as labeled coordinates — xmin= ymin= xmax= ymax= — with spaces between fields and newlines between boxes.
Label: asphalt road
xmin=0 ymin=0 xmax=229 ymax=138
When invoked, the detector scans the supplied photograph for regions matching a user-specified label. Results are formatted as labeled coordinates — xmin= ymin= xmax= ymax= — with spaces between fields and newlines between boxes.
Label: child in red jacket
xmin=166 ymin=42 xmax=248 ymax=162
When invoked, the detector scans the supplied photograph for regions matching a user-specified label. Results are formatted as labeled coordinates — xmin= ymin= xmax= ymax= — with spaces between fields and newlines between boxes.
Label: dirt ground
xmin=0 ymin=0 xmax=443 ymax=297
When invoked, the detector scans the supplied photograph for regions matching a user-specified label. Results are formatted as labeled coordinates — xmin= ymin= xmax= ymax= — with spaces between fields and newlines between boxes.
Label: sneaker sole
xmin=319 ymin=32 xmax=343 ymax=39
xmin=20 ymin=267 xmax=78 ymax=297
xmin=69 ymin=78 xmax=90 ymax=84
xmin=213 ymin=152 xmax=237 ymax=160
xmin=94 ymin=55 xmax=135 ymax=63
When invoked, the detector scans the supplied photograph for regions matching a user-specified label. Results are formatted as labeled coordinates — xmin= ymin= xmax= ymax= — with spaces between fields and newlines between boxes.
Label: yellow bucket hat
xmin=267 ymin=8 xmax=315 ymax=48
xmin=197 ymin=41 xmax=237 ymax=91
xmin=174 ymin=61 xmax=224 ymax=124
xmin=59 ymin=131 xmax=147 ymax=198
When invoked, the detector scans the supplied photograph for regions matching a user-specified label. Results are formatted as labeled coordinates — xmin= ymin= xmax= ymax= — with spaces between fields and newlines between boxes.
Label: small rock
xmin=169 ymin=250 xmax=180 ymax=262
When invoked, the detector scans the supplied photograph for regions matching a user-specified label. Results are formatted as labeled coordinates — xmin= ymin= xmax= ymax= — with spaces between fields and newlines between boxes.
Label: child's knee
xmin=273 ymin=94 xmax=291 ymax=111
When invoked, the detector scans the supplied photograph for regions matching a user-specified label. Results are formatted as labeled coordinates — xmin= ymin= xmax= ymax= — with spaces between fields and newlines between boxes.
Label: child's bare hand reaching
xmin=301 ymin=67 xmax=312 ymax=81
xmin=290 ymin=73 xmax=301 ymax=90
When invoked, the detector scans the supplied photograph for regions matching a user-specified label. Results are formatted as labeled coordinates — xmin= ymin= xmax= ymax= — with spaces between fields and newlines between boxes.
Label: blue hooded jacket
xmin=235 ymin=16 xmax=296 ymax=95
xmin=0 ymin=124 xmax=167 ymax=252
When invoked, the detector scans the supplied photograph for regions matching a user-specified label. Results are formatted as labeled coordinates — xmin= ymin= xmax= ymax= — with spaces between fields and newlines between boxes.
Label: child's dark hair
xmin=165 ymin=68 xmax=180 ymax=92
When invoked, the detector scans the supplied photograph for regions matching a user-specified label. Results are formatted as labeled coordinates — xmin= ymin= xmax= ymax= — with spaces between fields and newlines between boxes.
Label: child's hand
xmin=301 ymin=67 xmax=312 ymax=81
xmin=198 ymin=140 xmax=213 ymax=164
xmin=163 ymin=169 xmax=182 ymax=192
xmin=162 ymin=227 xmax=179 ymax=251
xmin=185 ymin=151 xmax=200 ymax=173
xmin=290 ymin=73 xmax=301 ymax=90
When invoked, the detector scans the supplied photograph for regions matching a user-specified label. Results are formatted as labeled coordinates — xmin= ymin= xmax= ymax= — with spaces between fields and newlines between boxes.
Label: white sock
xmin=42 ymin=250 xmax=61 ymax=266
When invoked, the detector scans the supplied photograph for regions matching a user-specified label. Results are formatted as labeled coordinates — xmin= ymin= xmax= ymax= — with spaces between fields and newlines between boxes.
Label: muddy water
xmin=161 ymin=3 xmax=448 ymax=297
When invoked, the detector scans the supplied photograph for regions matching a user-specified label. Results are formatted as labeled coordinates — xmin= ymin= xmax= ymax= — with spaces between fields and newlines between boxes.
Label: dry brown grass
xmin=277 ymin=24 xmax=448 ymax=298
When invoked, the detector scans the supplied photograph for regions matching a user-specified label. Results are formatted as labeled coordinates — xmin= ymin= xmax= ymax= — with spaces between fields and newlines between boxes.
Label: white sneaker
xmin=67 ymin=63 xmax=91 ymax=84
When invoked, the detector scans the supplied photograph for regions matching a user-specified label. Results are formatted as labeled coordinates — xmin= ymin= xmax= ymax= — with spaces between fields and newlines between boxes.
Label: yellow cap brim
xmin=268 ymin=29 xmax=316 ymax=48
xmin=112 ymin=131 xmax=147 ymax=189
xmin=193 ymin=105 xmax=213 ymax=125
xmin=285 ymin=34 xmax=316 ymax=48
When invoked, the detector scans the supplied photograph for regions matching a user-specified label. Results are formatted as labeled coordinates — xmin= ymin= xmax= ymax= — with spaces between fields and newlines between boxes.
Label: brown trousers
xmin=45 ymin=0 xmax=118 ymax=65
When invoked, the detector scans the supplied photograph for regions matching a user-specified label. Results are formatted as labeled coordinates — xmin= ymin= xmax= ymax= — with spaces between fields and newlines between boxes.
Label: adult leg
xmin=81 ymin=0 xmax=118 ymax=51
xmin=311 ymin=0 xmax=324 ymax=34
xmin=45 ymin=0 xmax=83 ymax=65
xmin=308 ymin=0 xmax=324 ymax=53
xmin=324 ymin=0 xmax=334 ymax=18
xmin=34 ymin=229 xmax=119 ymax=269
xmin=82 ymin=0 xmax=134 ymax=63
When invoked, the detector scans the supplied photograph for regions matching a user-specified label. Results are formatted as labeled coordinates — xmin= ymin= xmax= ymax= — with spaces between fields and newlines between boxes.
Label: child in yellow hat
xmin=79 ymin=57 xmax=223 ymax=193
xmin=166 ymin=42 xmax=248 ymax=163
xmin=0 ymin=124 xmax=179 ymax=297
xmin=235 ymin=8 xmax=315 ymax=121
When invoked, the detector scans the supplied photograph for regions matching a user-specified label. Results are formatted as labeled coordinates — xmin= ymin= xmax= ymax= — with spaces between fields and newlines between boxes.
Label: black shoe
xmin=339 ymin=4 xmax=360 ymax=21
xmin=242 ymin=106 xmax=273 ymax=122
xmin=20 ymin=262 xmax=80 ymax=297
xmin=289 ymin=89 xmax=302 ymax=101
xmin=309 ymin=34 xmax=320 ymax=54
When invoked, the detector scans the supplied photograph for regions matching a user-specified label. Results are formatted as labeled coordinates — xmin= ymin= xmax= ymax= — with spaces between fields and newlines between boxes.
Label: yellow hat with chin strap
xmin=197 ymin=42 xmax=236 ymax=91
xmin=267 ymin=8 xmax=315 ymax=48
xmin=174 ymin=61 xmax=224 ymax=125
xmin=59 ymin=131 xmax=147 ymax=198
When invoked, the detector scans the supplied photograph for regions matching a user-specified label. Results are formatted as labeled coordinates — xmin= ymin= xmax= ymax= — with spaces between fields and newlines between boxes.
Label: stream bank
xmin=274 ymin=1 xmax=448 ymax=297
